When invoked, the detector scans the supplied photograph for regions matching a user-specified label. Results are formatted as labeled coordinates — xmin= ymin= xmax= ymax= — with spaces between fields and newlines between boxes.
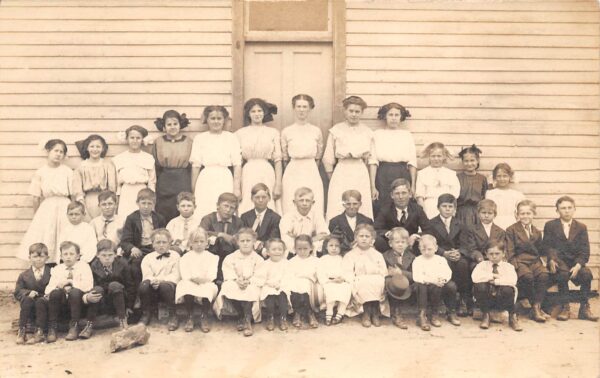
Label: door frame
xmin=231 ymin=0 xmax=346 ymax=130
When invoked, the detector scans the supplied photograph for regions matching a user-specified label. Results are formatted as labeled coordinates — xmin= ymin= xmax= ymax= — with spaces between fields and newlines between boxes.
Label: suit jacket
xmin=382 ymin=248 xmax=416 ymax=283
xmin=543 ymin=219 xmax=590 ymax=267
xmin=240 ymin=208 xmax=281 ymax=242
xmin=505 ymin=222 xmax=544 ymax=264
xmin=429 ymin=215 xmax=475 ymax=259
xmin=328 ymin=212 xmax=373 ymax=253
xmin=470 ymin=222 xmax=506 ymax=259
xmin=200 ymin=212 xmax=243 ymax=258
xmin=90 ymin=257 xmax=136 ymax=309
xmin=120 ymin=210 xmax=166 ymax=257
xmin=374 ymin=201 xmax=432 ymax=238
xmin=14 ymin=266 xmax=51 ymax=301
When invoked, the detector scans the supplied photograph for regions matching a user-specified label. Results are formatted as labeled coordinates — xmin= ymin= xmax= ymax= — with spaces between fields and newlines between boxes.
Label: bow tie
xmin=156 ymin=252 xmax=171 ymax=260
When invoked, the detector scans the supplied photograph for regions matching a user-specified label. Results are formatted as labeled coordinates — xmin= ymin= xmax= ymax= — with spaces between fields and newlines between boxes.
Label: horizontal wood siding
xmin=0 ymin=0 xmax=232 ymax=288
xmin=345 ymin=0 xmax=600 ymax=283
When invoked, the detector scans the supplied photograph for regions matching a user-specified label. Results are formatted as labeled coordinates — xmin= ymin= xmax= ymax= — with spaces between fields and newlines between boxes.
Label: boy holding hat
xmin=383 ymin=227 xmax=415 ymax=329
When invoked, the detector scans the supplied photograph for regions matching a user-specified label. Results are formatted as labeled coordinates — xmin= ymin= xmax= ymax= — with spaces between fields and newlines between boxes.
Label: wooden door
xmin=244 ymin=43 xmax=333 ymax=135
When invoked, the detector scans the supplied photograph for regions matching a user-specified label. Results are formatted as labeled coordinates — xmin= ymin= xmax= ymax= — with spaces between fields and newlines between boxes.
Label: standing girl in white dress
xmin=317 ymin=235 xmax=351 ymax=325
xmin=372 ymin=103 xmax=416 ymax=217
xmin=176 ymin=227 xmax=219 ymax=333
xmin=415 ymin=142 xmax=460 ymax=219
xmin=485 ymin=163 xmax=525 ymax=230
xmin=235 ymin=98 xmax=282 ymax=215
xmin=191 ymin=106 xmax=242 ymax=219
xmin=281 ymin=94 xmax=324 ymax=216
xmin=72 ymin=134 xmax=117 ymax=220
xmin=323 ymin=96 xmax=377 ymax=222
xmin=113 ymin=125 xmax=156 ymax=217
xmin=17 ymin=139 xmax=73 ymax=263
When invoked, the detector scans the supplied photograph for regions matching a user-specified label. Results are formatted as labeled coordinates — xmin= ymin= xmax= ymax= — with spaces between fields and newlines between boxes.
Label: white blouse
xmin=281 ymin=123 xmax=323 ymax=160
xmin=112 ymin=150 xmax=156 ymax=190
xmin=372 ymin=128 xmax=417 ymax=167
xmin=322 ymin=122 xmax=377 ymax=172
xmin=235 ymin=125 xmax=282 ymax=162
xmin=29 ymin=164 xmax=73 ymax=198
xmin=189 ymin=131 xmax=242 ymax=168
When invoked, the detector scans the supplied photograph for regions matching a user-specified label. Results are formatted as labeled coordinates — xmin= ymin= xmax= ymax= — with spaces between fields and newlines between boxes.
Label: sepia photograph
xmin=0 ymin=0 xmax=598 ymax=377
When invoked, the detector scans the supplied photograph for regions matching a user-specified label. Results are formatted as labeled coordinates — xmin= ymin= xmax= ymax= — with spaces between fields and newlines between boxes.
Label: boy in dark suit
xmin=544 ymin=196 xmax=597 ymax=322
xmin=200 ymin=192 xmax=243 ymax=284
xmin=120 ymin=188 xmax=166 ymax=285
xmin=469 ymin=199 xmax=506 ymax=269
xmin=84 ymin=239 xmax=136 ymax=337
xmin=428 ymin=193 xmax=476 ymax=317
xmin=506 ymin=199 xmax=549 ymax=323
xmin=374 ymin=178 xmax=431 ymax=253
xmin=382 ymin=227 xmax=416 ymax=329
xmin=240 ymin=183 xmax=281 ymax=258
xmin=328 ymin=189 xmax=373 ymax=254
xmin=14 ymin=243 xmax=51 ymax=344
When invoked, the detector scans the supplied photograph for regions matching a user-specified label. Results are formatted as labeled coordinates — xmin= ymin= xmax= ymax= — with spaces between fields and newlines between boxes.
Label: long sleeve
xmin=495 ymin=263 xmax=518 ymax=286
xmin=251 ymin=258 xmax=267 ymax=287
xmin=279 ymin=215 xmax=295 ymax=254
xmin=448 ymin=169 xmax=461 ymax=198
xmin=141 ymin=254 xmax=153 ymax=281
xmin=458 ymin=225 xmax=476 ymax=259
xmin=147 ymin=165 xmax=157 ymax=191
xmin=414 ymin=168 xmax=427 ymax=199
xmin=14 ymin=272 xmax=30 ymax=301
xmin=222 ymin=253 xmax=237 ymax=282
xmin=119 ymin=215 xmax=136 ymax=257
xmin=412 ymin=257 xmax=426 ymax=284
xmin=80 ymin=224 xmax=98 ymax=264
xmin=316 ymin=258 xmax=330 ymax=285
xmin=122 ymin=263 xmax=136 ymax=309
xmin=206 ymin=254 xmax=219 ymax=283
xmin=179 ymin=253 xmax=194 ymax=281
xmin=163 ymin=256 xmax=181 ymax=284
xmin=72 ymin=168 xmax=85 ymax=202
xmin=314 ymin=213 xmax=329 ymax=235
xmin=322 ymin=132 xmax=336 ymax=173
xmin=76 ymin=263 xmax=94 ymax=292
xmin=505 ymin=227 xmax=517 ymax=264
xmin=342 ymin=253 xmax=356 ymax=285
xmin=371 ymin=251 xmax=388 ymax=277
xmin=471 ymin=262 xmax=494 ymax=284
xmin=45 ymin=266 xmax=60 ymax=295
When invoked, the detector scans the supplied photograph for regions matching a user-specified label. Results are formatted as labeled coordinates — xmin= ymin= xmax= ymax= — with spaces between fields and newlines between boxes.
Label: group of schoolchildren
xmin=13 ymin=96 xmax=597 ymax=345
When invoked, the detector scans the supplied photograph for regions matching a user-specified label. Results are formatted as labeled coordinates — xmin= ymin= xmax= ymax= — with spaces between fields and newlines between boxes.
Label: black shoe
xmin=578 ymin=303 xmax=599 ymax=322
xmin=47 ymin=325 xmax=57 ymax=343
xmin=243 ymin=316 xmax=253 ymax=337
xmin=279 ymin=316 xmax=288 ymax=331
xmin=167 ymin=313 xmax=179 ymax=331
xmin=417 ymin=310 xmax=430 ymax=331
xmin=479 ymin=312 xmax=490 ymax=329
xmin=65 ymin=321 xmax=79 ymax=341
xmin=199 ymin=313 xmax=210 ymax=333
xmin=509 ymin=312 xmax=522 ymax=332
xmin=447 ymin=311 xmax=461 ymax=326
xmin=16 ymin=328 xmax=26 ymax=345
xmin=265 ymin=316 xmax=275 ymax=331
xmin=79 ymin=321 xmax=94 ymax=339
xmin=32 ymin=328 xmax=45 ymax=344
xmin=184 ymin=316 xmax=194 ymax=332
xmin=557 ymin=304 xmax=570 ymax=321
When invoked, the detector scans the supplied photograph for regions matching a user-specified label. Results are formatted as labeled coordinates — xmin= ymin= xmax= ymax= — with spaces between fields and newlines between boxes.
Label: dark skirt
xmin=456 ymin=202 xmax=479 ymax=228
xmin=373 ymin=161 xmax=412 ymax=217
xmin=156 ymin=167 xmax=191 ymax=223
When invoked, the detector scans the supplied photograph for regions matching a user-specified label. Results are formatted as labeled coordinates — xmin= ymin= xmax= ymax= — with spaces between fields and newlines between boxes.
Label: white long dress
xmin=235 ymin=125 xmax=282 ymax=215
xmin=317 ymin=254 xmax=351 ymax=306
xmin=281 ymin=123 xmax=324 ymax=216
xmin=190 ymin=131 xmax=242 ymax=219
xmin=486 ymin=188 xmax=525 ymax=230
xmin=258 ymin=258 xmax=290 ymax=301
xmin=343 ymin=246 xmax=388 ymax=317
xmin=175 ymin=250 xmax=219 ymax=303
xmin=414 ymin=165 xmax=460 ymax=219
xmin=17 ymin=164 xmax=73 ymax=263
xmin=283 ymin=254 xmax=320 ymax=311
xmin=323 ymin=122 xmax=376 ymax=221
xmin=112 ymin=150 xmax=156 ymax=218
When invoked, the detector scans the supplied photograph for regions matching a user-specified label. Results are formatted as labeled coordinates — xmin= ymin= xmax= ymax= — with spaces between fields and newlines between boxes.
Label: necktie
xmin=525 ymin=225 xmax=531 ymax=239
xmin=444 ymin=218 xmax=451 ymax=234
xmin=156 ymin=252 xmax=171 ymax=260
xmin=103 ymin=265 xmax=112 ymax=276
xmin=66 ymin=266 xmax=74 ymax=280
xmin=221 ymin=221 xmax=229 ymax=235
xmin=491 ymin=263 xmax=499 ymax=296
xmin=183 ymin=218 xmax=190 ymax=241
xmin=400 ymin=209 xmax=407 ymax=225
xmin=103 ymin=218 xmax=113 ymax=238
xmin=253 ymin=212 xmax=263 ymax=233
xmin=34 ymin=269 xmax=42 ymax=281
xmin=563 ymin=223 xmax=570 ymax=239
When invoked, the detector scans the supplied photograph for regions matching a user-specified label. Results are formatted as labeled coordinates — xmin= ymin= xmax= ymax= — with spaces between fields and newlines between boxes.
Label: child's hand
xmin=131 ymin=248 xmax=143 ymax=259
xmin=190 ymin=277 xmax=201 ymax=285
xmin=435 ymin=278 xmax=447 ymax=287
xmin=471 ymin=251 xmax=484 ymax=263
xmin=151 ymin=279 xmax=160 ymax=289
xmin=548 ymin=259 xmax=558 ymax=274
xmin=86 ymin=291 xmax=103 ymax=304
xmin=389 ymin=267 xmax=402 ymax=276
xmin=371 ymin=187 xmax=379 ymax=201
xmin=58 ymin=280 xmax=71 ymax=289
xmin=28 ymin=290 xmax=38 ymax=298
xmin=408 ymin=234 xmax=420 ymax=247
xmin=237 ymin=279 xmax=248 ymax=290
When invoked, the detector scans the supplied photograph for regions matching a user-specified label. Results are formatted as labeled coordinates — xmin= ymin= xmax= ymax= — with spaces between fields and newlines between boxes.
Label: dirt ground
xmin=0 ymin=295 xmax=598 ymax=378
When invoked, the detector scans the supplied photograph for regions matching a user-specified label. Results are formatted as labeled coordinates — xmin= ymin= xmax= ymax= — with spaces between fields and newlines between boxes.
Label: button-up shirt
xmin=280 ymin=208 xmax=328 ymax=256
xmin=45 ymin=261 xmax=93 ymax=294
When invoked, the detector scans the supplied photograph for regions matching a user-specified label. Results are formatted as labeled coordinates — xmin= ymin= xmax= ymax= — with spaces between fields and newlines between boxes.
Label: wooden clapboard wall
xmin=0 ymin=0 xmax=232 ymax=288
xmin=345 ymin=1 xmax=600 ymax=280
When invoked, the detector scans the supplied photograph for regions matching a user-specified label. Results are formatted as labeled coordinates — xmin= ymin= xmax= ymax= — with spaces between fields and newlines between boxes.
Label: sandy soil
xmin=0 ymin=296 xmax=598 ymax=378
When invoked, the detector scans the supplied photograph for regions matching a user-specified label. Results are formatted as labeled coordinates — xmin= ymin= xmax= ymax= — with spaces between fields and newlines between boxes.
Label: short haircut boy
xmin=137 ymin=188 xmax=156 ymax=203
xmin=97 ymin=239 xmax=115 ymax=253
xmin=342 ymin=189 xmax=361 ymax=202
xmin=98 ymin=190 xmax=117 ymax=204
xmin=151 ymin=228 xmax=172 ymax=242
xmin=60 ymin=240 xmax=80 ymax=255
xmin=67 ymin=201 xmax=86 ymax=213
xmin=390 ymin=178 xmax=411 ymax=192
xmin=516 ymin=199 xmax=536 ymax=214
xmin=555 ymin=195 xmax=575 ymax=209
xmin=437 ymin=193 xmax=457 ymax=208
xmin=354 ymin=223 xmax=376 ymax=239
xmin=294 ymin=187 xmax=313 ymax=198
xmin=388 ymin=227 xmax=409 ymax=242
xmin=217 ymin=192 xmax=238 ymax=205
xmin=477 ymin=199 xmax=497 ymax=215
xmin=251 ymin=183 xmax=270 ymax=197
xmin=177 ymin=191 xmax=195 ymax=205
xmin=29 ymin=242 xmax=49 ymax=256
xmin=294 ymin=234 xmax=313 ymax=246
xmin=485 ymin=239 xmax=505 ymax=253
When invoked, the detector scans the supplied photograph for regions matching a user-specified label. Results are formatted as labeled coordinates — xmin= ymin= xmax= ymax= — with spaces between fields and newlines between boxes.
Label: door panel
xmin=244 ymin=43 xmax=333 ymax=135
